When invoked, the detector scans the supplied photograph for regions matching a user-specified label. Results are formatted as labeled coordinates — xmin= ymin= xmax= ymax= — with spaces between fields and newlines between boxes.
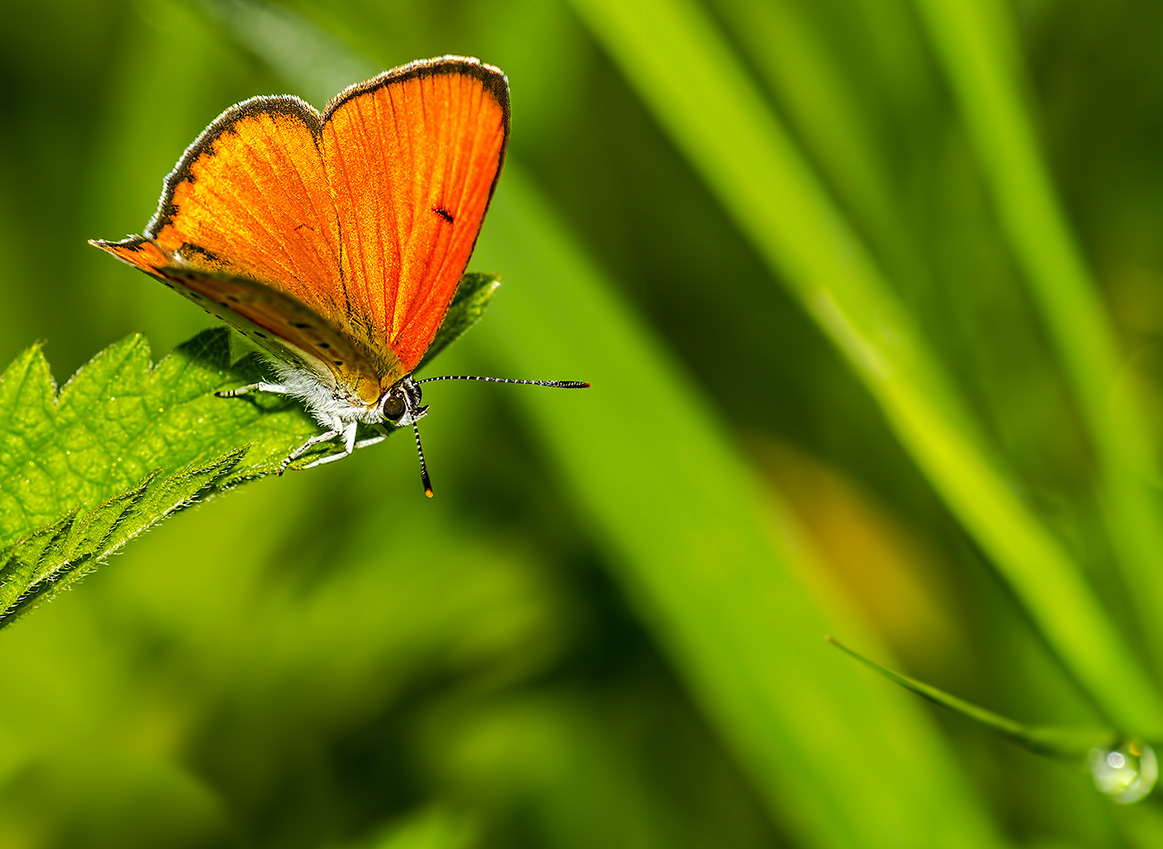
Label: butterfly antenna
xmin=410 ymin=375 xmax=588 ymax=499
xmin=416 ymin=375 xmax=591 ymax=389
xmin=413 ymin=420 xmax=434 ymax=498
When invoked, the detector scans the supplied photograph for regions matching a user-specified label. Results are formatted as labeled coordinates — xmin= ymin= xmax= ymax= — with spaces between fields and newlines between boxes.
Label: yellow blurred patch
xmin=750 ymin=436 xmax=965 ymax=667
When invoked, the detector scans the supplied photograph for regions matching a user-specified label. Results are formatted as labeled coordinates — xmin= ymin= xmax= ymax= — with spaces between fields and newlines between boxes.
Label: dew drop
xmin=1090 ymin=740 xmax=1157 ymax=803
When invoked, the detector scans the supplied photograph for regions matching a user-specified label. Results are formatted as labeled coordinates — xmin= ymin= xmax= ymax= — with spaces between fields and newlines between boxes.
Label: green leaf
xmin=0 ymin=273 xmax=498 ymax=625
xmin=0 ymin=329 xmax=308 ymax=625
xmin=0 ymin=454 xmax=244 ymax=627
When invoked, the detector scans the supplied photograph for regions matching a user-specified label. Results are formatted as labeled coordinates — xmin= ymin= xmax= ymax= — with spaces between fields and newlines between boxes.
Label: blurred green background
xmin=4 ymin=0 xmax=1163 ymax=846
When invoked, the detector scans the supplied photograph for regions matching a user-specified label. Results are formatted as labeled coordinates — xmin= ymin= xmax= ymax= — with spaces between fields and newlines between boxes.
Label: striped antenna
xmin=416 ymin=375 xmax=590 ymax=389
xmin=412 ymin=420 xmax=434 ymax=498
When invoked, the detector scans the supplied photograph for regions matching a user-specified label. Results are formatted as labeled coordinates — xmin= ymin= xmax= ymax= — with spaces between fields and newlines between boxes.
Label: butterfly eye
xmin=382 ymin=395 xmax=407 ymax=422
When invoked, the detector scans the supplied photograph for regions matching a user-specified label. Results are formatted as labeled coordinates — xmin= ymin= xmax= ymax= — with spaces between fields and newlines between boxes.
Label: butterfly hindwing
xmin=164 ymin=267 xmax=392 ymax=405
xmin=90 ymin=237 xmax=387 ymax=404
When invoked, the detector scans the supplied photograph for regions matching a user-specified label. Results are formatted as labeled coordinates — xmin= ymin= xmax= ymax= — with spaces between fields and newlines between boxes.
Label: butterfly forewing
xmin=149 ymin=100 xmax=343 ymax=316
xmin=90 ymin=242 xmax=386 ymax=404
xmin=322 ymin=62 xmax=509 ymax=374
xmin=92 ymin=56 xmax=509 ymax=396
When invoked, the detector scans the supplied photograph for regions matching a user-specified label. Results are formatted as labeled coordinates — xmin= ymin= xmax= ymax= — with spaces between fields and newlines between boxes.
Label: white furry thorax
xmin=264 ymin=357 xmax=391 ymax=431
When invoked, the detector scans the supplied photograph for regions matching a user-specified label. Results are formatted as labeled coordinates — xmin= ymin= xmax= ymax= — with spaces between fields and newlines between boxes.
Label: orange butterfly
xmin=91 ymin=56 xmax=587 ymax=496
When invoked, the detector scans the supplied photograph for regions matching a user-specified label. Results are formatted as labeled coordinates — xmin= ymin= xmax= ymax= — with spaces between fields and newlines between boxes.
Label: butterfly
xmin=91 ymin=56 xmax=587 ymax=497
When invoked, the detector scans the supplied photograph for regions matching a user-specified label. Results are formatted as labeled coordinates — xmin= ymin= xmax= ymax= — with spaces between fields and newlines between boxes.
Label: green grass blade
xmin=828 ymin=638 xmax=1119 ymax=761
xmin=911 ymin=0 xmax=1163 ymax=665
xmin=714 ymin=0 xmax=927 ymax=293
xmin=471 ymin=169 xmax=1008 ymax=849
xmin=568 ymin=0 xmax=1163 ymax=736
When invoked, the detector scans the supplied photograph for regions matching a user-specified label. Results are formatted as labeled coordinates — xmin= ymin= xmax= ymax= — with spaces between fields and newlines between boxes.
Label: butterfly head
xmin=381 ymin=376 xmax=428 ymax=427
xmin=381 ymin=376 xmax=435 ymax=498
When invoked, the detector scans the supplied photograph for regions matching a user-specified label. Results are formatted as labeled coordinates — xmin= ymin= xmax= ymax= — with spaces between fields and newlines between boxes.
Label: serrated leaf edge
xmin=0 ymin=449 xmax=246 ymax=628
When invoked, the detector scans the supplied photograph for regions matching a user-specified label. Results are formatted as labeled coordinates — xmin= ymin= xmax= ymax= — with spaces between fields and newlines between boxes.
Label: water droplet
xmin=1090 ymin=740 xmax=1157 ymax=803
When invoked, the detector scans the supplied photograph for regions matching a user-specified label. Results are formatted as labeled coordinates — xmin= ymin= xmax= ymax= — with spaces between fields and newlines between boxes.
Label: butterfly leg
xmin=296 ymin=423 xmax=391 ymax=471
xmin=351 ymin=424 xmax=391 ymax=453
xmin=279 ymin=426 xmax=344 ymax=475
xmin=292 ymin=420 xmax=358 ymax=471
xmin=216 ymin=382 xmax=290 ymax=398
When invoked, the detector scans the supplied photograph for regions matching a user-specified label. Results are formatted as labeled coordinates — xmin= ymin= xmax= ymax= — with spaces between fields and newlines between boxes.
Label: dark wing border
xmin=144 ymin=95 xmax=324 ymax=238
